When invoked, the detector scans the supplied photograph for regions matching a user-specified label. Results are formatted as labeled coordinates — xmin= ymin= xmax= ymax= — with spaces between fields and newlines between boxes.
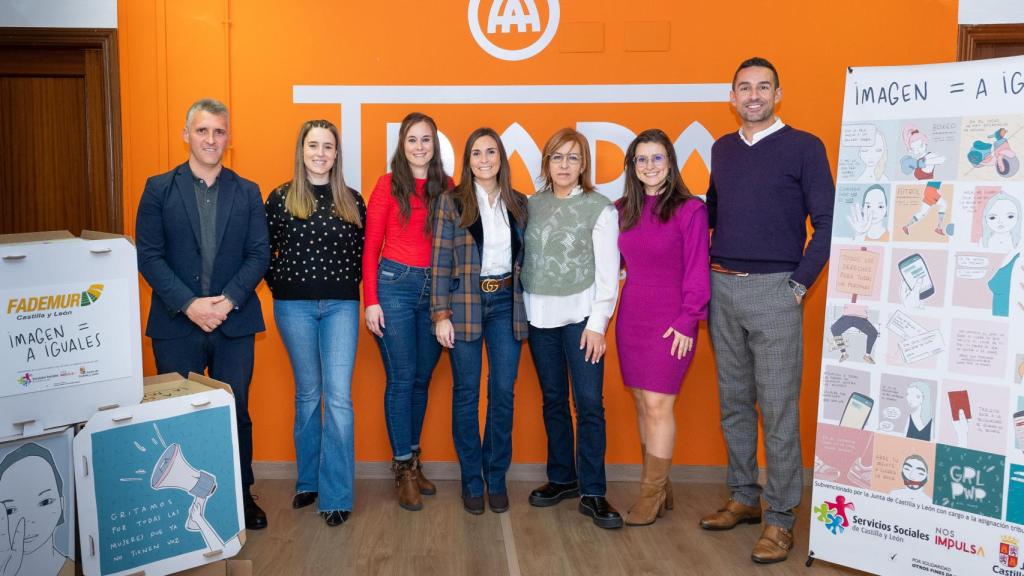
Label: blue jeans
xmin=528 ymin=318 xmax=607 ymax=497
xmin=448 ymin=285 xmax=522 ymax=497
xmin=274 ymin=299 xmax=359 ymax=512
xmin=375 ymin=259 xmax=442 ymax=460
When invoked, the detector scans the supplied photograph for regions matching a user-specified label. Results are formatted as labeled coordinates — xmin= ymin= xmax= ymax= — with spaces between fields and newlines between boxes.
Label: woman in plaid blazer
xmin=430 ymin=127 xmax=528 ymax=515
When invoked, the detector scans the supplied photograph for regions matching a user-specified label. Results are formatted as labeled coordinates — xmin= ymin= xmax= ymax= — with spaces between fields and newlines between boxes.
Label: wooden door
xmin=0 ymin=28 xmax=122 ymax=235
xmin=959 ymin=24 xmax=1024 ymax=60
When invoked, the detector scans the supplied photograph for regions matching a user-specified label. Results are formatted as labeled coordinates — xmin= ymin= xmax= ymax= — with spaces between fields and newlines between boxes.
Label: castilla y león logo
xmin=813 ymin=495 xmax=854 ymax=535
xmin=6 ymin=283 xmax=104 ymax=314
xmin=468 ymin=0 xmax=559 ymax=61
xmin=1002 ymin=535 xmax=1020 ymax=568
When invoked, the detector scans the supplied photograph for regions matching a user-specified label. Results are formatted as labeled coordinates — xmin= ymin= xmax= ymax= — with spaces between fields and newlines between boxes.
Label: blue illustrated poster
xmin=1008 ymin=464 xmax=1024 ymax=525
xmin=90 ymin=406 xmax=239 ymax=574
xmin=933 ymin=443 xmax=1005 ymax=520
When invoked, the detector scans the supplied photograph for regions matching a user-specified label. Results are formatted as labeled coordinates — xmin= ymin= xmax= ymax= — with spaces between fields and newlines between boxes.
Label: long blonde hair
xmin=284 ymin=119 xmax=362 ymax=226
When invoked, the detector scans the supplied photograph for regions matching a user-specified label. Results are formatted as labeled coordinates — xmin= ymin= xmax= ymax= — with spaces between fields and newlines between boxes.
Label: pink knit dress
xmin=616 ymin=195 xmax=710 ymax=393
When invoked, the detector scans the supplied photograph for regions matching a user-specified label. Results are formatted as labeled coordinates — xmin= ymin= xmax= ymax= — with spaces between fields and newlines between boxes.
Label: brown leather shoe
xmin=751 ymin=524 xmax=793 ymax=564
xmin=411 ymin=448 xmax=437 ymax=496
xmin=393 ymin=459 xmax=422 ymax=511
xmin=699 ymin=499 xmax=762 ymax=530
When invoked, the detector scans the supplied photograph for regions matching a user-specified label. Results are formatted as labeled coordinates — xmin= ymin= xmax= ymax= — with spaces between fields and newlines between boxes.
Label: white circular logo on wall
xmin=468 ymin=0 xmax=560 ymax=61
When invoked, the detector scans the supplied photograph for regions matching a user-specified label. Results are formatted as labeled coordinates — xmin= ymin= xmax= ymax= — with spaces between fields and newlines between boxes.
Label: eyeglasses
xmin=548 ymin=153 xmax=582 ymax=165
xmin=633 ymin=154 xmax=667 ymax=168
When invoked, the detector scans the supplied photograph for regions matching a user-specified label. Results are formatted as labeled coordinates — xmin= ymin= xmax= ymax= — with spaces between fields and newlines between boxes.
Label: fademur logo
xmin=6 ymin=284 xmax=104 ymax=314
xmin=468 ymin=0 xmax=559 ymax=61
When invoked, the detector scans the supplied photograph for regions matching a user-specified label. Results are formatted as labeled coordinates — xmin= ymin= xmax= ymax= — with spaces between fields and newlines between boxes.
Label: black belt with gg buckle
xmin=480 ymin=275 xmax=513 ymax=293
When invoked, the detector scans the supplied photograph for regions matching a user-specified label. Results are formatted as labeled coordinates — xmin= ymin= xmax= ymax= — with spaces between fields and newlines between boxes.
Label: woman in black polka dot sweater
xmin=264 ymin=119 xmax=366 ymax=527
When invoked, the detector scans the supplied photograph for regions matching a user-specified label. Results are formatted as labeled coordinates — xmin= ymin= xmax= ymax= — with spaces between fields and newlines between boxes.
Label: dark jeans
xmin=375 ymin=258 xmax=442 ymax=460
xmin=152 ymin=330 xmax=256 ymax=489
xmin=448 ymin=285 xmax=522 ymax=497
xmin=527 ymin=318 xmax=607 ymax=497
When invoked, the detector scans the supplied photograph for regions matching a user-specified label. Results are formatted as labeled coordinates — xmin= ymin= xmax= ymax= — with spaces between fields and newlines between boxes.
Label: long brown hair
xmin=284 ymin=119 xmax=362 ymax=226
xmin=389 ymin=112 xmax=449 ymax=232
xmin=452 ymin=127 xmax=526 ymax=228
xmin=617 ymin=128 xmax=694 ymax=231
xmin=538 ymin=128 xmax=596 ymax=193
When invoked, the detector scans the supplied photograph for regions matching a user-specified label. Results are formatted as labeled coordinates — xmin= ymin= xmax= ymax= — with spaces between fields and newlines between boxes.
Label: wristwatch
xmin=788 ymin=279 xmax=808 ymax=299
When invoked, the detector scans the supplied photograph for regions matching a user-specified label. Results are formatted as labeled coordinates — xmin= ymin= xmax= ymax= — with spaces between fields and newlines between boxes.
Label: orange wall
xmin=118 ymin=1 xmax=958 ymax=466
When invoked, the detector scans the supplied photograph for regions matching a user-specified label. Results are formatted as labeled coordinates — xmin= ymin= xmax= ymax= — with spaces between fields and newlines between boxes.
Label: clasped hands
xmin=186 ymin=295 xmax=233 ymax=332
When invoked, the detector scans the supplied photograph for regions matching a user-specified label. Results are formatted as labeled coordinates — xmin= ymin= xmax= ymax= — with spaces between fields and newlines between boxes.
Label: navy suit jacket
xmin=136 ymin=162 xmax=269 ymax=339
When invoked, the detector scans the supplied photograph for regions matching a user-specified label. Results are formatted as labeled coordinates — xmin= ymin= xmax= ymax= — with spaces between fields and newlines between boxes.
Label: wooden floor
xmin=237 ymin=479 xmax=869 ymax=576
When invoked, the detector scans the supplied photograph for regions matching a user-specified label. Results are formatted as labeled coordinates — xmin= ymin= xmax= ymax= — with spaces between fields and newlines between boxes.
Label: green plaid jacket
xmin=430 ymin=191 xmax=528 ymax=342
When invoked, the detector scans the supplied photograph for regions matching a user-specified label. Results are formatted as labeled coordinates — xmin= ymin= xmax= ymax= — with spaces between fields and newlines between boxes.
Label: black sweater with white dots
xmin=265 ymin=182 xmax=367 ymax=301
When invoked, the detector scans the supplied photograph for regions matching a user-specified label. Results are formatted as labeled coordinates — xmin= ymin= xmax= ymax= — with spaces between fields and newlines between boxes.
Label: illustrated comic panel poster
xmin=811 ymin=55 xmax=1024 ymax=576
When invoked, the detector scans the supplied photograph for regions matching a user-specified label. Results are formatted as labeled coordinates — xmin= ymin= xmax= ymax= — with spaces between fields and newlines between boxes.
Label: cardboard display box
xmin=75 ymin=373 xmax=245 ymax=576
xmin=0 ymin=427 xmax=77 ymax=576
xmin=0 ymin=231 xmax=143 ymax=441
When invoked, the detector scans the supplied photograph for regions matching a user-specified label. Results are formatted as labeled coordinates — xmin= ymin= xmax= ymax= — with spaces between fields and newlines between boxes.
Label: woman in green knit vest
xmin=521 ymin=128 xmax=623 ymax=529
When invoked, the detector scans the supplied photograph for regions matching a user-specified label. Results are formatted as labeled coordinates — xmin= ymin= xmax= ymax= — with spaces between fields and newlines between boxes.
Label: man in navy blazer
xmin=136 ymin=98 xmax=270 ymax=530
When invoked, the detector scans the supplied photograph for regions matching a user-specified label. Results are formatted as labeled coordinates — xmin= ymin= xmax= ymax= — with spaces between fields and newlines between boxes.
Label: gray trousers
xmin=708 ymin=271 xmax=803 ymax=529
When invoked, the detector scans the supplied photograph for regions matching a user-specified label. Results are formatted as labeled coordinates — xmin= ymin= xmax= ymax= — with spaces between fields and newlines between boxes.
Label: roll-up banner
xmin=810 ymin=54 xmax=1024 ymax=576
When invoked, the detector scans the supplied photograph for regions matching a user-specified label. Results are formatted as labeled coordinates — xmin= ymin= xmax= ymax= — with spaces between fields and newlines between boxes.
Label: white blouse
xmin=475 ymin=183 xmax=512 ymax=277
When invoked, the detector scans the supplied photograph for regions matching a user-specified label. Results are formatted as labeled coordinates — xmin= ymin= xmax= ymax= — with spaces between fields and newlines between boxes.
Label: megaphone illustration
xmin=151 ymin=443 xmax=217 ymax=498
xmin=150 ymin=443 xmax=224 ymax=552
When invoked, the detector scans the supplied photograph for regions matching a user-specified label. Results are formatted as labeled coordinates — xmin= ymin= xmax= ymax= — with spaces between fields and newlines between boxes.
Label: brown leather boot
xmin=751 ymin=524 xmax=793 ymax=564
xmin=393 ymin=459 xmax=422 ymax=511
xmin=411 ymin=448 xmax=436 ymax=496
xmin=641 ymin=442 xmax=673 ymax=510
xmin=664 ymin=471 xmax=674 ymax=510
xmin=625 ymin=454 xmax=671 ymax=526
xmin=699 ymin=499 xmax=762 ymax=530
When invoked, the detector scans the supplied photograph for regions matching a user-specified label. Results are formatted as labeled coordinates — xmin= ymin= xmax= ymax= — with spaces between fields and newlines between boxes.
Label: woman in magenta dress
xmin=616 ymin=128 xmax=710 ymax=526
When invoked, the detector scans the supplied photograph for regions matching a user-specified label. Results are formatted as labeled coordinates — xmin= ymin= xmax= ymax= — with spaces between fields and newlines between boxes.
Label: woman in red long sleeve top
xmin=362 ymin=112 xmax=452 ymax=511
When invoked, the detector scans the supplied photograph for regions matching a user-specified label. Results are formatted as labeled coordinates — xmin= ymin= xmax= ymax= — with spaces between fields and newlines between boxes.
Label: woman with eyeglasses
xmin=615 ymin=129 xmax=709 ymax=526
xmin=431 ymin=127 xmax=528 ymax=515
xmin=363 ymin=112 xmax=452 ymax=511
xmin=521 ymin=128 xmax=622 ymax=529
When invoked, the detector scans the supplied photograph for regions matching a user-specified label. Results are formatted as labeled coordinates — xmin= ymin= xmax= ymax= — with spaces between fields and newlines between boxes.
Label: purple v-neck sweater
xmin=706 ymin=125 xmax=835 ymax=288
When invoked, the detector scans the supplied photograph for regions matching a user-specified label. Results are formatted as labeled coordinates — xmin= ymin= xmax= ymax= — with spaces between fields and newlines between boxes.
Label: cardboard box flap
xmin=143 ymin=372 xmax=191 ymax=386
xmin=0 ymin=230 xmax=77 ymax=245
xmin=185 ymin=372 xmax=233 ymax=395
xmin=142 ymin=372 xmax=234 ymax=402
xmin=80 ymin=229 xmax=135 ymax=244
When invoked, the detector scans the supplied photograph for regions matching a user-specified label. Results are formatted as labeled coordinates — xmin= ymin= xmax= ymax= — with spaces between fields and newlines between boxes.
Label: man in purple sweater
xmin=699 ymin=57 xmax=834 ymax=564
